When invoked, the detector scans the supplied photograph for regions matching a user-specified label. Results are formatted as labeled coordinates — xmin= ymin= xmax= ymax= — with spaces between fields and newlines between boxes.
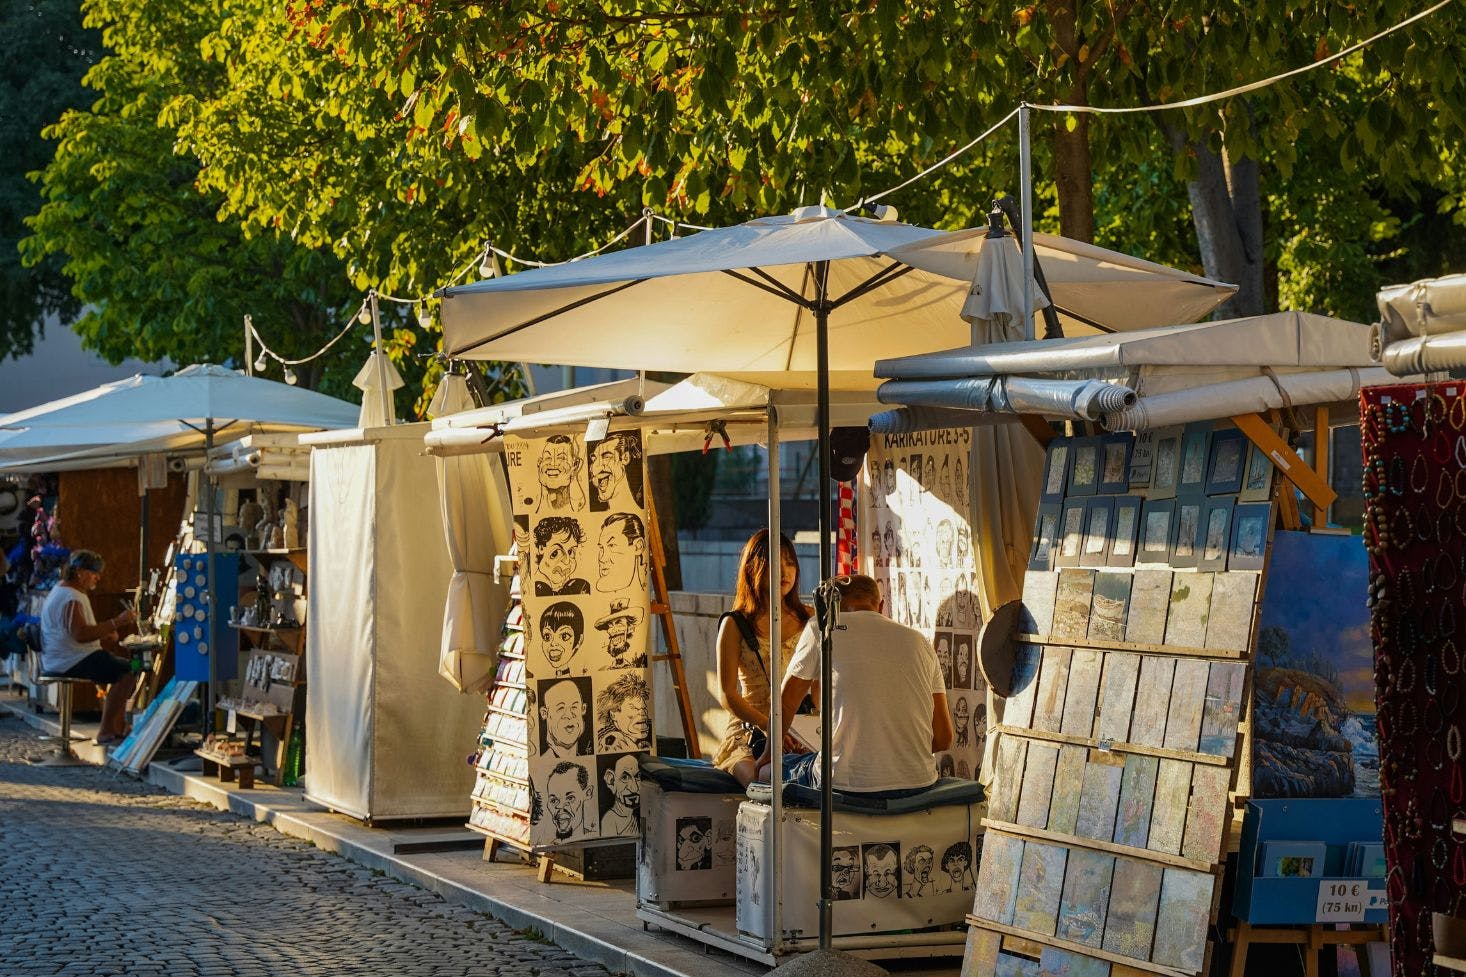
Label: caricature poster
xmin=861 ymin=428 xmax=986 ymax=781
xmin=504 ymin=431 xmax=653 ymax=848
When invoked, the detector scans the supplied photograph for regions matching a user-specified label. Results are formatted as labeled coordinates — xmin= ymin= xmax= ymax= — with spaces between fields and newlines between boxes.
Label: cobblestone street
xmin=0 ymin=713 xmax=612 ymax=977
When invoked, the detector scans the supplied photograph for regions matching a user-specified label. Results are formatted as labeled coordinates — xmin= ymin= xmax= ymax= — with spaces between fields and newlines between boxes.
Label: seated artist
xmin=758 ymin=573 xmax=952 ymax=800
xmin=39 ymin=550 xmax=137 ymax=745
xmin=710 ymin=529 xmax=813 ymax=787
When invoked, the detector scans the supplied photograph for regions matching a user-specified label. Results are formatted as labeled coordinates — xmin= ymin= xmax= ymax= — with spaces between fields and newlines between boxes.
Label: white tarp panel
xmin=436 ymin=449 xmax=513 ymax=694
xmin=1099 ymin=367 xmax=1393 ymax=431
xmin=306 ymin=428 xmax=486 ymax=820
xmin=1377 ymin=272 xmax=1466 ymax=341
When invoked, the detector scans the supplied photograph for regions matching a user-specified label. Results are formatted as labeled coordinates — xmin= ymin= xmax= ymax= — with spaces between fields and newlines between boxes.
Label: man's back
xmin=787 ymin=610 xmax=944 ymax=792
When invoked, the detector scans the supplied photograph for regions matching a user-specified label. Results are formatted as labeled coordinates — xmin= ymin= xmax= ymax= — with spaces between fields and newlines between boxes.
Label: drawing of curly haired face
xmin=904 ymin=845 xmax=935 ymax=898
xmin=536 ymin=436 xmax=585 ymax=513
xmin=940 ymin=841 xmax=975 ymax=892
xmin=596 ymin=673 xmax=650 ymax=752
xmin=533 ymin=517 xmax=590 ymax=596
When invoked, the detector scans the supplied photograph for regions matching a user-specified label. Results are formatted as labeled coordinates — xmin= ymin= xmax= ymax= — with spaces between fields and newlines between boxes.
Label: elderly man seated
xmin=757 ymin=573 xmax=952 ymax=800
xmin=39 ymin=550 xmax=136 ymax=745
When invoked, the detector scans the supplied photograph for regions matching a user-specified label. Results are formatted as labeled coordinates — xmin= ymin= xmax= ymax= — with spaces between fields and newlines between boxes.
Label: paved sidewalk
xmin=0 ymin=714 xmax=611 ymax=977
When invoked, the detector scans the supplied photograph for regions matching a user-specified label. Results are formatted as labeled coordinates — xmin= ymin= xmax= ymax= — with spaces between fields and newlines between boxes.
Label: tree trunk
xmin=1173 ymin=131 xmax=1266 ymax=318
xmin=645 ymin=453 xmax=682 ymax=591
xmin=1053 ymin=114 xmax=1095 ymax=243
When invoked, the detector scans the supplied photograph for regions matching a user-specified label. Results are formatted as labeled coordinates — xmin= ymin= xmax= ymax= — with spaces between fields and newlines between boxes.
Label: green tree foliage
xmin=0 ymin=0 xmax=97 ymax=359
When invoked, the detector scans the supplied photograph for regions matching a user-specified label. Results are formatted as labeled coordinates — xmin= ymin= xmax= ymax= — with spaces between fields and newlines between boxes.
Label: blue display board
xmin=1233 ymin=798 xmax=1387 ymax=925
xmin=172 ymin=552 xmax=240 ymax=683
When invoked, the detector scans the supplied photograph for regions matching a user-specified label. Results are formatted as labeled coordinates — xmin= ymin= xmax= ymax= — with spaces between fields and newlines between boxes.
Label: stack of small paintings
xmin=966 ymin=423 xmax=1272 ymax=977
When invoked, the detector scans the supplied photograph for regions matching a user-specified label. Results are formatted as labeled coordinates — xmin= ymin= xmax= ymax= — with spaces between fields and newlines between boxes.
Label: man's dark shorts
xmin=60 ymin=651 xmax=130 ymax=685
xmin=781 ymin=752 xmax=932 ymax=801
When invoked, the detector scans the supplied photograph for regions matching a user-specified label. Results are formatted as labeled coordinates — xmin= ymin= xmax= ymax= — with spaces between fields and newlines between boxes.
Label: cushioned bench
xmin=636 ymin=756 xmax=745 ymax=909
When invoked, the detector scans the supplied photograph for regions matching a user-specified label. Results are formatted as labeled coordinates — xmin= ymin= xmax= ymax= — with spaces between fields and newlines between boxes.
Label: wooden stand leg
xmin=238 ymin=763 xmax=255 ymax=790
xmin=1229 ymin=920 xmax=1251 ymax=977
xmin=536 ymin=855 xmax=556 ymax=883
xmin=219 ymin=763 xmax=236 ymax=784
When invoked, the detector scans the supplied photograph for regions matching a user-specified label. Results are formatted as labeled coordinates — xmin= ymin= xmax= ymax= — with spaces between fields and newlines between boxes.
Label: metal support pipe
xmin=766 ymin=406 xmax=784 ymax=954
xmin=244 ymin=314 xmax=254 ymax=377
xmin=1019 ymin=103 xmax=1035 ymax=341
xmin=813 ymin=263 xmax=835 ymax=951
xmin=203 ymin=419 xmax=218 ymax=731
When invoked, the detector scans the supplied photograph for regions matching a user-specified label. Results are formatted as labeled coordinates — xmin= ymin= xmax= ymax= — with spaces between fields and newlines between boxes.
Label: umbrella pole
xmin=814 ymin=266 xmax=835 ymax=951
xmin=1019 ymin=102 xmax=1036 ymax=341
xmin=204 ymin=418 xmax=217 ymax=733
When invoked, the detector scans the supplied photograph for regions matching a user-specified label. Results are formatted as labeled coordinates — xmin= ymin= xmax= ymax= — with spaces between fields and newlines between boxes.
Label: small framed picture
xmin=1080 ymin=497 xmax=1115 ymax=567
xmin=1055 ymin=500 xmax=1087 ymax=568
xmin=1177 ymin=423 xmax=1212 ymax=495
xmin=1098 ymin=433 xmax=1133 ymax=495
xmin=1128 ymin=429 xmax=1157 ymax=489
xmin=1228 ymin=502 xmax=1272 ymax=571
xmin=1171 ymin=494 xmax=1205 ymax=568
xmin=1068 ymin=436 xmax=1101 ymax=497
xmin=1042 ymin=439 xmax=1073 ymax=502
xmin=1204 ymin=428 xmax=1247 ymax=496
xmin=1108 ymin=495 xmax=1143 ymax=568
xmin=1148 ymin=426 xmax=1184 ymax=500
xmin=1030 ymin=502 xmax=1062 ymax=572
xmin=1198 ymin=497 xmax=1235 ymax=570
xmin=1238 ymin=441 xmax=1275 ymax=503
xmin=1138 ymin=499 xmax=1175 ymax=564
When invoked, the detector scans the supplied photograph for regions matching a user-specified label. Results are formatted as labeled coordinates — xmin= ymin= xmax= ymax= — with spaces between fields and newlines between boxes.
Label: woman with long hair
xmin=711 ymin=529 xmax=813 ymax=785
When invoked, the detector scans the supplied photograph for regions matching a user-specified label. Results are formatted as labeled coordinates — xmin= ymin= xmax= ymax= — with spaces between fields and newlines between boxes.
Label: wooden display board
xmin=963 ymin=422 xmax=1277 ymax=977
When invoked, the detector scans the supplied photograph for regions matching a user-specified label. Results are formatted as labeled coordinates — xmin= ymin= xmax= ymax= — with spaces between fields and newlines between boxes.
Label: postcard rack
xmin=966 ymin=421 xmax=1280 ymax=977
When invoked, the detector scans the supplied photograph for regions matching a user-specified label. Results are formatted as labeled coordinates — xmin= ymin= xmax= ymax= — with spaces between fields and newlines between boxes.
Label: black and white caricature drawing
xmin=953 ymin=635 xmax=973 ymax=690
xmin=939 ymin=841 xmax=975 ymax=892
xmin=534 ymin=435 xmax=586 ymax=513
xmin=533 ymin=517 xmax=591 ymax=596
xmin=934 ymin=631 xmax=953 ymax=688
xmin=540 ymin=759 xmax=597 ymax=842
xmin=596 ymin=598 xmax=647 ymax=668
xmin=953 ymin=695 xmax=971 ymax=748
xmin=596 ymin=672 xmax=651 ymax=752
xmin=597 ymin=752 xmax=641 ymax=837
xmin=937 ymin=754 xmax=956 ymax=778
xmin=675 ymin=816 xmax=714 ymax=870
xmin=539 ymin=602 xmax=585 ymax=676
xmin=587 ymin=431 xmax=644 ymax=512
xmin=903 ymin=844 xmax=936 ymax=898
xmin=924 ymin=455 xmax=936 ymax=496
xmin=537 ymin=677 xmax=593 ymax=757
xmin=712 ymin=819 xmax=736 ymax=867
xmin=831 ymin=846 xmax=862 ymax=901
xmin=737 ymin=820 xmax=761 ymax=906
xmin=870 ymin=527 xmax=884 ymax=568
xmin=862 ymin=843 xmax=902 ymax=899
xmin=596 ymin=513 xmax=648 ymax=594
xmin=882 ymin=458 xmax=897 ymax=499
xmin=936 ymin=518 xmax=955 ymax=568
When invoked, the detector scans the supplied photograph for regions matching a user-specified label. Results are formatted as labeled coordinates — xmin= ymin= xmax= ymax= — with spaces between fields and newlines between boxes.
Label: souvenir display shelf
xmin=1360 ymin=381 xmax=1466 ymax=977
xmin=467 ymin=563 xmax=534 ymax=851
xmin=966 ymin=422 xmax=1278 ymax=977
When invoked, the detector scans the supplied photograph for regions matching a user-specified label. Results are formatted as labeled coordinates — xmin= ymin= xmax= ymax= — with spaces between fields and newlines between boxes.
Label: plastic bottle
xmin=282 ymin=722 xmax=305 ymax=786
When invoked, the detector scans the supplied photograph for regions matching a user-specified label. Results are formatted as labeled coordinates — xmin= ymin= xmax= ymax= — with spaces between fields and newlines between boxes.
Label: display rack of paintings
xmin=963 ymin=422 xmax=1279 ymax=977
xmin=1359 ymin=381 xmax=1466 ymax=977
xmin=467 ymin=571 xmax=535 ymax=848
xmin=500 ymin=431 xmax=654 ymax=849
xmin=862 ymin=427 xmax=986 ymax=780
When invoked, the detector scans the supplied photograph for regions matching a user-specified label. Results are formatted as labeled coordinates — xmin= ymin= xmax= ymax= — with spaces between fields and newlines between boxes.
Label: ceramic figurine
xmin=253 ymin=499 xmax=275 ymax=550
xmin=281 ymin=498 xmax=300 ymax=549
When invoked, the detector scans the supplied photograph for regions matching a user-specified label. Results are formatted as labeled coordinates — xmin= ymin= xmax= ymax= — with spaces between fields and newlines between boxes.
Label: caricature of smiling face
xmin=538 ymin=439 xmax=578 ymax=496
xmin=540 ymin=681 xmax=586 ymax=752
xmin=540 ymin=529 xmax=580 ymax=591
xmin=954 ymin=697 xmax=970 ymax=734
xmin=541 ymin=620 xmax=581 ymax=670
xmin=865 ymin=850 xmax=898 ymax=898
xmin=605 ymin=615 xmax=634 ymax=658
xmin=597 ymin=518 xmax=645 ymax=592
xmin=546 ymin=765 xmax=590 ymax=839
xmin=589 ymin=438 xmax=629 ymax=505
xmin=606 ymin=754 xmax=641 ymax=815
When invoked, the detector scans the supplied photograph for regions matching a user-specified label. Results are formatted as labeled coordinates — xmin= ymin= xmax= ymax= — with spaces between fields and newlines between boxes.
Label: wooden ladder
xmin=645 ymin=494 xmax=701 ymax=757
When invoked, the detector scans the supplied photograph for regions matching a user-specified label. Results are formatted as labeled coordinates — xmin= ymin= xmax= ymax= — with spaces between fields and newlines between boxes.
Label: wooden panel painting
xmin=1204 ymin=571 xmax=1256 ymax=652
xmin=1125 ymin=569 xmax=1172 ymax=645
xmin=1060 ymin=649 xmax=1104 ymax=739
xmin=973 ymin=831 xmax=1026 ymax=925
xmin=1088 ymin=572 xmax=1132 ymax=643
xmin=1180 ymin=765 xmax=1232 ymax=863
xmin=1113 ymin=754 xmax=1160 ymax=849
xmin=1164 ymin=572 xmax=1213 ymax=648
xmin=1039 ymin=945 xmax=1111 ymax=977
xmin=1013 ymin=841 xmax=1068 ymax=936
xmin=1022 ymin=571 xmax=1060 ymax=637
xmin=988 ymin=736 xmax=1028 ymax=824
xmin=1197 ymin=662 xmax=1246 ymax=756
xmin=963 ymin=926 xmax=1002 ymax=977
xmin=1162 ymin=659 xmax=1211 ymax=753
xmin=1100 ymin=858 xmax=1164 ymax=959
xmin=1075 ymin=755 xmax=1125 ymax=842
xmin=1017 ymin=742 xmax=1062 ymax=829
xmin=1095 ymin=653 xmax=1141 ymax=743
xmin=1146 ymin=759 xmax=1193 ymax=856
xmin=1128 ymin=657 xmax=1176 ymax=748
xmin=1005 ymin=645 xmax=1043 ymax=729
xmin=1052 ymin=570 xmax=1096 ymax=640
xmin=1151 ymin=869 xmax=1215 ymax=972
xmin=1032 ymin=647 xmax=1073 ymax=734
xmin=1056 ymin=849 xmax=1116 ymax=948
xmin=1047 ymin=744 xmax=1088 ymax=837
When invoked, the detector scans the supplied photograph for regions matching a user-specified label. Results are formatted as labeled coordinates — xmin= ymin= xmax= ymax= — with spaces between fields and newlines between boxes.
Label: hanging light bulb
xmin=478 ymin=247 xmax=501 ymax=279
xmin=357 ymin=302 xmax=372 ymax=325
xmin=283 ymin=366 xmax=298 ymax=385
xmin=253 ymin=352 xmax=268 ymax=372
xmin=417 ymin=301 xmax=432 ymax=329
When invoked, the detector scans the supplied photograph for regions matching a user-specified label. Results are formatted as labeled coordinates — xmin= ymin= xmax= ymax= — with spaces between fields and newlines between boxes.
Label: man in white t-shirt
xmin=39 ymin=550 xmax=136 ymax=745
xmin=757 ymin=573 xmax=952 ymax=799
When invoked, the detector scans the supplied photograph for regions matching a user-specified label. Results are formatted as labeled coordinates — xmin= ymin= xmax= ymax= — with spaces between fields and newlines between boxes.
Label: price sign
xmin=1315 ymin=879 xmax=1384 ymax=922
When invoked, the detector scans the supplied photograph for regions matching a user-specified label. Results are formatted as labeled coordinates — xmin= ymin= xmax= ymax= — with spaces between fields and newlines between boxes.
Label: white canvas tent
xmin=1372 ymin=272 xmax=1466 ymax=375
xmin=300 ymin=422 xmax=486 ymax=821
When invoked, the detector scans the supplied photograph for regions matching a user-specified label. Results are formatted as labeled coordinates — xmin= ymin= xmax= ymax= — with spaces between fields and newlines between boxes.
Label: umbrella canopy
xmin=0 ymin=364 xmax=360 ymax=471
xmin=441 ymin=210 xmax=1235 ymax=389
xmin=887 ymin=228 xmax=1235 ymax=335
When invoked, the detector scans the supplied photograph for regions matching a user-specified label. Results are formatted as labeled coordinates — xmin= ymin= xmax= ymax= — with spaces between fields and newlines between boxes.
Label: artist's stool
xmin=636 ymin=756 xmax=745 ymax=909
xmin=735 ymin=778 xmax=985 ymax=940
xmin=35 ymin=674 xmax=89 ymax=766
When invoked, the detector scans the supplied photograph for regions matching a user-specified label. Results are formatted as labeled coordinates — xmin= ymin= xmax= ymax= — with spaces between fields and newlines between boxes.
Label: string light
xmin=253 ymin=352 xmax=268 ymax=372
xmin=417 ymin=301 xmax=432 ymax=329
xmin=357 ymin=304 xmax=373 ymax=325
xmin=283 ymin=366 xmax=298 ymax=385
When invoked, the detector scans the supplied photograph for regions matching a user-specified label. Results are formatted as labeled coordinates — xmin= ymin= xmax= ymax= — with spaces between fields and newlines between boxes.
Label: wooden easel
xmin=1227 ymin=921 xmax=1387 ymax=977
xmin=645 ymin=494 xmax=701 ymax=757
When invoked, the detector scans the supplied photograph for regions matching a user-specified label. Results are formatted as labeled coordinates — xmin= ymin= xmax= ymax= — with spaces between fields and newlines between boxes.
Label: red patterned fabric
xmin=837 ymin=481 xmax=857 ymax=575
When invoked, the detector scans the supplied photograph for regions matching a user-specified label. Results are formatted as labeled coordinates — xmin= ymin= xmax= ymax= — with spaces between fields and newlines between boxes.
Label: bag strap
xmin=718 ymin=610 xmax=767 ymax=678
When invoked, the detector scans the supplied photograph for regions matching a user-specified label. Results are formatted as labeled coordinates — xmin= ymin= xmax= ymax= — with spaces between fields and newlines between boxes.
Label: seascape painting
xmin=1254 ymin=531 xmax=1377 ymax=797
